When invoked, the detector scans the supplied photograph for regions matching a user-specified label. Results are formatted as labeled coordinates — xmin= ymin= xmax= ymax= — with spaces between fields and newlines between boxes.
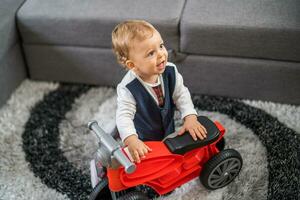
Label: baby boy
xmin=112 ymin=20 xmax=207 ymax=163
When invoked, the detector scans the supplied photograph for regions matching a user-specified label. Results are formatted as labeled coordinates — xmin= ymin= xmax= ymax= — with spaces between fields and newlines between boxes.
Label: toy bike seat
xmin=164 ymin=116 xmax=220 ymax=155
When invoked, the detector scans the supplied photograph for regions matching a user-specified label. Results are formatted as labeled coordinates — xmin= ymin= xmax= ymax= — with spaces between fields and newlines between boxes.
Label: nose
xmin=157 ymin=49 xmax=164 ymax=58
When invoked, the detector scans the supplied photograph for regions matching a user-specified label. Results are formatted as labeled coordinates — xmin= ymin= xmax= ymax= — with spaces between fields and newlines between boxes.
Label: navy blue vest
xmin=126 ymin=66 xmax=176 ymax=141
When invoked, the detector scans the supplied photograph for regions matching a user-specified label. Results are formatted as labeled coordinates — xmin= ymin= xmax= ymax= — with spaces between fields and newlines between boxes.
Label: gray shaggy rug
xmin=0 ymin=80 xmax=299 ymax=200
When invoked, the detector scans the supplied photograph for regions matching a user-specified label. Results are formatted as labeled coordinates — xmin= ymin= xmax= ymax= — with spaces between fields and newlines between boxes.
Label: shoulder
xmin=166 ymin=61 xmax=176 ymax=68
xmin=165 ymin=62 xmax=179 ymax=74
xmin=163 ymin=62 xmax=180 ymax=77
xmin=117 ymin=70 xmax=142 ymax=92
xmin=117 ymin=71 xmax=137 ymax=96
xmin=166 ymin=62 xmax=176 ymax=70
xmin=118 ymin=70 xmax=136 ymax=87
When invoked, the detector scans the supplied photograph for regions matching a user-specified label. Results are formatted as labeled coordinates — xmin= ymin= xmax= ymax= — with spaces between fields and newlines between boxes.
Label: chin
xmin=157 ymin=67 xmax=165 ymax=74
xmin=156 ymin=65 xmax=166 ymax=73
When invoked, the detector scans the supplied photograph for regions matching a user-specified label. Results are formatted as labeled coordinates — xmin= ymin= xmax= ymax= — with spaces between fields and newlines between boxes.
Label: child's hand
xmin=124 ymin=135 xmax=152 ymax=163
xmin=178 ymin=115 xmax=207 ymax=140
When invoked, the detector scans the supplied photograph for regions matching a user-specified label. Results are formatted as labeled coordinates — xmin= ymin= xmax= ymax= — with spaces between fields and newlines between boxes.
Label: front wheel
xmin=200 ymin=149 xmax=242 ymax=190
xmin=89 ymin=177 xmax=111 ymax=200
xmin=117 ymin=191 xmax=149 ymax=200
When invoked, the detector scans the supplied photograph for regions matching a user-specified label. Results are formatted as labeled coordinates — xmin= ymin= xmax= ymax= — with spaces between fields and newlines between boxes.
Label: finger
xmin=138 ymin=149 xmax=145 ymax=158
xmin=178 ymin=127 xmax=185 ymax=135
xmin=194 ymin=128 xmax=204 ymax=140
xmin=142 ymin=148 xmax=148 ymax=158
xmin=139 ymin=148 xmax=147 ymax=159
xmin=189 ymin=129 xmax=197 ymax=141
xmin=141 ymin=147 xmax=150 ymax=159
xmin=198 ymin=126 xmax=207 ymax=138
xmin=143 ymin=144 xmax=151 ymax=152
xmin=133 ymin=151 xmax=140 ymax=163
xmin=200 ymin=124 xmax=207 ymax=134
xmin=145 ymin=144 xmax=152 ymax=152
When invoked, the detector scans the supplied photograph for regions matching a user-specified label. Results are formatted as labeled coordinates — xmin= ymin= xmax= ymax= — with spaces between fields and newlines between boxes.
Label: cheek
xmin=164 ymin=49 xmax=168 ymax=58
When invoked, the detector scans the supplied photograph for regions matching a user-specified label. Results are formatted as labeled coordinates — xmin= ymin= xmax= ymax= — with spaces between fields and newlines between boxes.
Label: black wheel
xmin=216 ymin=137 xmax=225 ymax=151
xmin=117 ymin=191 xmax=149 ymax=200
xmin=135 ymin=185 xmax=159 ymax=199
xmin=200 ymin=149 xmax=242 ymax=190
xmin=89 ymin=177 xmax=112 ymax=200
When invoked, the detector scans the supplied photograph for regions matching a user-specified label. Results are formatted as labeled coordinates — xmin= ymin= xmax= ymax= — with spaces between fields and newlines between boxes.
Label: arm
xmin=116 ymin=84 xmax=138 ymax=142
xmin=171 ymin=63 xmax=207 ymax=140
xmin=171 ymin=63 xmax=198 ymax=119
xmin=116 ymin=85 xmax=152 ymax=162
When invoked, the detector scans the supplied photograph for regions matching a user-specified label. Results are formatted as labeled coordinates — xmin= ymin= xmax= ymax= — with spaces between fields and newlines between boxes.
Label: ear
xmin=125 ymin=60 xmax=135 ymax=69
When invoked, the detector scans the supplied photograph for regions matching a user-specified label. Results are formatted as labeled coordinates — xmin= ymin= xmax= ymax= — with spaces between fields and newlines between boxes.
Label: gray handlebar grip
xmin=88 ymin=120 xmax=136 ymax=174
xmin=113 ymin=148 xmax=136 ymax=174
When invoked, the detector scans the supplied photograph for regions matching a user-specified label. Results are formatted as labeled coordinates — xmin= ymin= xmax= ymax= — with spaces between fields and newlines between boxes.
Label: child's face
xmin=126 ymin=30 xmax=168 ymax=83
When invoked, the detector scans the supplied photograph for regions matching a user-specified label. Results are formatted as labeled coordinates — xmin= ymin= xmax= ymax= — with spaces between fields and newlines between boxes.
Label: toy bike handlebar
xmin=88 ymin=121 xmax=136 ymax=174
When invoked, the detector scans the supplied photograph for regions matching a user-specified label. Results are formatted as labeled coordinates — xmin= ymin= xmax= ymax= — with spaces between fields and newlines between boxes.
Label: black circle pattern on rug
xmin=22 ymin=84 xmax=300 ymax=200
xmin=22 ymin=84 xmax=92 ymax=199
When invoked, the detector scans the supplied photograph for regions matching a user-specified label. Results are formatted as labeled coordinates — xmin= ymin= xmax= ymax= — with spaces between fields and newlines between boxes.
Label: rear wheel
xmin=200 ymin=149 xmax=242 ymax=190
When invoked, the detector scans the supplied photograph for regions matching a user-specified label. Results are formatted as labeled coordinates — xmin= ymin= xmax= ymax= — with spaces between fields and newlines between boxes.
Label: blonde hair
xmin=112 ymin=20 xmax=156 ymax=67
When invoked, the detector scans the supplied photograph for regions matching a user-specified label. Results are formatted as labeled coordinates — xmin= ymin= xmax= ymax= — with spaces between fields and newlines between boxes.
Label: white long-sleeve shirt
xmin=116 ymin=62 xmax=198 ymax=142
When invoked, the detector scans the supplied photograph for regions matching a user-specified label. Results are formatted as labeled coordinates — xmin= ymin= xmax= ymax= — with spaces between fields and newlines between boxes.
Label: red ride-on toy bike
xmin=88 ymin=116 xmax=243 ymax=200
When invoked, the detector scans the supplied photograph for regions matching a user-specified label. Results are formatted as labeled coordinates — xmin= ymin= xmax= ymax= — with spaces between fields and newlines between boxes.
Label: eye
xmin=148 ymin=51 xmax=155 ymax=57
xmin=160 ymin=43 xmax=165 ymax=49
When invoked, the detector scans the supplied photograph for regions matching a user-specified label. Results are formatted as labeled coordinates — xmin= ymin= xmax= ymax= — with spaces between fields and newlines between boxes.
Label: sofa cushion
xmin=178 ymin=55 xmax=300 ymax=105
xmin=180 ymin=0 xmax=300 ymax=62
xmin=23 ymin=44 xmax=126 ymax=86
xmin=17 ymin=0 xmax=186 ymax=51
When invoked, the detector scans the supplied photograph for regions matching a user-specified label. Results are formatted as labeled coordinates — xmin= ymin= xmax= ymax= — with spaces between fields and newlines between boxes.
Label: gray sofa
xmin=0 ymin=0 xmax=27 ymax=106
xmin=1 ymin=0 xmax=300 ymax=107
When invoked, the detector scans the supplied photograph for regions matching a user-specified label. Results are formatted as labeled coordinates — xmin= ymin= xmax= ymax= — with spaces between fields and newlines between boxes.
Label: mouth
xmin=157 ymin=60 xmax=165 ymax=69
